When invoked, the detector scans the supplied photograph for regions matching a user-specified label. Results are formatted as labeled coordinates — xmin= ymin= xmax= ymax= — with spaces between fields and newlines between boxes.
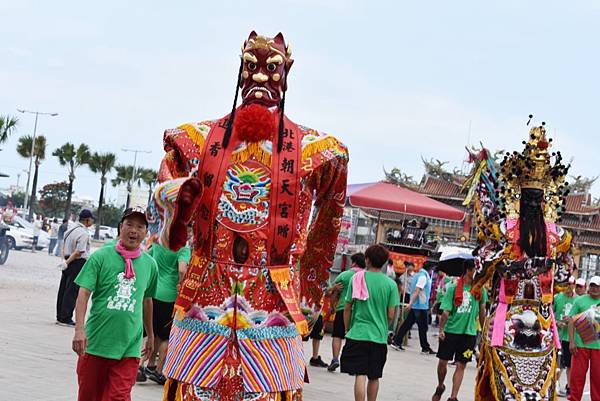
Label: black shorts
xmin=560 ymin=340 xmax=571 ymax=368
xmin=152 ymin=299 xmax=175 ymax=341
xmin=341 ymin=338 xmax=388 ymax=379
xmin=303 ymin=315 xmax=324 ymax=341
xmin=332 ymin=310 xmax=346 ymax=339
xmin=437 ymin=333 xmax=477 ymax=363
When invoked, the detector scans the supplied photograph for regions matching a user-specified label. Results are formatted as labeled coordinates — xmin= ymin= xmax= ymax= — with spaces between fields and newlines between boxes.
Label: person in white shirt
xmin=32 ymin=215 xmax=43 ymax=252
xmin=56 ymin=209 xmax=94 ymax=326
xmin=48 ymin=218 xmax=60 ymax=255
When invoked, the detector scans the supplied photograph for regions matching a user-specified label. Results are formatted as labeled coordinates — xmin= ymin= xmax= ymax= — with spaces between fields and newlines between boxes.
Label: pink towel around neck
xmin=352 ymin=270 xmax=369 ymax=301
xmin=491 ymin=279 xmax=507 ymax=347
xmin=115 ymin=240 xmax=142 ymax=279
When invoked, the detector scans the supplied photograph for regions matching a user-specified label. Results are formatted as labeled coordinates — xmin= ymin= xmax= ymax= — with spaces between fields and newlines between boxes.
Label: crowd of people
xmin=47 ymin=215 xmax=600 ymax=401
xmin=284 ymin=249 xmax=600 ymax=401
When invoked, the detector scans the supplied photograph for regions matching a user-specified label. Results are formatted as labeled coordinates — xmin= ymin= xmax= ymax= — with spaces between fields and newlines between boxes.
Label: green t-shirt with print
xmin=345 ymin=271 xmax=400 ymax=344
xmin=568 ymin=294 xmax=600 ymax=350
xmin=553 ymin=292 xmax=576 ymax=342
xmin=435 ymin=277 xmax=453 ymax=304
xmin=334 ymin=269 xmax=357 ymax=312
xmin=75 ymin=245 xmax=158 ymax=360
xmin=148 ymin=243 xmax=191 ymax=303
xmin=440 ymin=283 xmax=488 ymax=336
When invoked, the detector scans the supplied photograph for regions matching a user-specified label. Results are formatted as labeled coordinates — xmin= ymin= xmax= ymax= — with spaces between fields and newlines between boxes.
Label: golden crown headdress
xmin=498 ymin=117 xmax=570 ymax=221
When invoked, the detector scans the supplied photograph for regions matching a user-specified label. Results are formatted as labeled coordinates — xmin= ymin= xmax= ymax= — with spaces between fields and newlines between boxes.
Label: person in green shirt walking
xmin=328 ymin=252 xmax=365 ymax=372
xmin=72 ymin=207 xmax=158 ymax=401
xmin=341 ymin=245 xmax=400 ymax=401
xmin=139 ymin=241 xmax=191 ymax=384
xmin=432 ymin=261 xmax=488 ymax=401
xmin=568 ymin=275 xmax=600 ymax=401
xmin=553 ymin=275 xmax=577 ymax=397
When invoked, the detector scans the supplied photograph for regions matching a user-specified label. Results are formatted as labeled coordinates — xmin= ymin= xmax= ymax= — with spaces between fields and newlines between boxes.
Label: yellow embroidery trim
xmin=178 ymin=123 xmax=207 ymax=148
xmin=231 ymin=141 xmax=272 ymax=166
xmin=301 ymin=136 xmax=340 ymax=161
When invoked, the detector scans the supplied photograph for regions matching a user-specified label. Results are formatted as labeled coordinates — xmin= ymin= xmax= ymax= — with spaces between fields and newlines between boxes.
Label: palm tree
xmin=16 ymin=135 xmax=47 ymax=220
xmin=138 ymin=168 xmax=158 ymax=204
xmin=0 ymin=115 xmax=18 ymax=146
xmin=88 ymin=152 xmax=116 ymax=239
xmin=53 ymin=143 xmax=91 ymax=219
xmin=111 ymin=164 xmax=141 ymax=209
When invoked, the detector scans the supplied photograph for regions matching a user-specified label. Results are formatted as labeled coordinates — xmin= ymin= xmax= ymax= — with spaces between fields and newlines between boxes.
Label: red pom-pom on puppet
xmin=234 ymin=104 xmax=276 ymax=143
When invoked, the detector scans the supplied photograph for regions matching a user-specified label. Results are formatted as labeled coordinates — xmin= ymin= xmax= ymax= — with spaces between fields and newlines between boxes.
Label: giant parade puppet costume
xmin=462 ymin=118 xmax=574 ymax=401
xmin=148 ymin=31 xmax=348 ymax=401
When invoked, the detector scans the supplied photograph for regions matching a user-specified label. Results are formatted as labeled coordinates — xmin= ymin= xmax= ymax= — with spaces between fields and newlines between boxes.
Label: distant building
xmin=116 ymin=185 xmax=149 ymax=209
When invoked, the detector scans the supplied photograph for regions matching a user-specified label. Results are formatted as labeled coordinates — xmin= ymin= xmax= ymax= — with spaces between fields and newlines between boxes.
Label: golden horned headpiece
xmin=498 ymin=117 xmax=570 ymax=221
xmin=242 ymin=31 xmax=293 ymax=62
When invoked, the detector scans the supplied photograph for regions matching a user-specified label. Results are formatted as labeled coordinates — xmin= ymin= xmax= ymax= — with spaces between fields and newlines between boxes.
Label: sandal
xmin=432 ymin=385 xmax=446 ymax=401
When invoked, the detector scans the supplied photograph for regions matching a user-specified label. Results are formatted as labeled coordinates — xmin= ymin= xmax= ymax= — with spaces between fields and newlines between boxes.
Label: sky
xmin=1 ymin=0 xmax=599 ymax=205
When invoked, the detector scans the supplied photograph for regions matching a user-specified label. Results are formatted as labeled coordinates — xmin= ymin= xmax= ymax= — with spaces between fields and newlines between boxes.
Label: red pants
xmin=77 ymin=353 xmax=139 ymax=401
xmin=569 ymin=347 xmax=600 ymax=401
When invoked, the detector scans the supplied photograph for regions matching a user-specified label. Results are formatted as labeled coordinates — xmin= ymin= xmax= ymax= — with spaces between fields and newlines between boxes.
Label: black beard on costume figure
xmin=519 ymin=188 xmax=547 ymax=258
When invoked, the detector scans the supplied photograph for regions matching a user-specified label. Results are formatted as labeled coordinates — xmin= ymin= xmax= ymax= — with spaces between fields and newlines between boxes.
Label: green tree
xmin=16 ymin=135 xmax=47 ymax=220
xmin=111 ymin=165 xmax=141 ymax=209
xmin=138 ymin=167 xmax=158 ymax=204
xmin=94 ymin=203 xmax=122 ymax=228
xmin=0 ymin=115 xmax=18 ymax=146
xmin=53 ymin=143 xmax=91 ymax=219
xmin=0 ymin=192 xmax=25 ymax=208
xmin=88 ymin=152 xmax=116 ymax=239
xmin=38 ymin=182 xmax=69 ymax=217
xmin=7 ymin=191 xmax=25 ymax=208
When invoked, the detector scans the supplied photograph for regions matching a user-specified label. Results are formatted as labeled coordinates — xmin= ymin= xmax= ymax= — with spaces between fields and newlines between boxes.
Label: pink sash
xmin=491 ymin=279 xmax=508 ymax=347
xmin=549 ymin=308 xmax=562 ymax=349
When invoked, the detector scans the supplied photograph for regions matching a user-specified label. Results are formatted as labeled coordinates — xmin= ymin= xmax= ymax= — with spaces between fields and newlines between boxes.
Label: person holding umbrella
xmin=432 ymin=260 xmax=488 ymax=401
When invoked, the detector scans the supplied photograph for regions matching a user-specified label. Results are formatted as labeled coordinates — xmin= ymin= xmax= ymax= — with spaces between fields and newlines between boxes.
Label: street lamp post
xmin=17 ymin=109 xmax=58 ymax=220
xmin=121 ymin=148 xmax=151 ymax=209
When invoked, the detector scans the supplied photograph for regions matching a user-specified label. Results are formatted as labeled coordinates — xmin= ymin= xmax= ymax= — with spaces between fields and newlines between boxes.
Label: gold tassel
xmin=173 ymin=306 xmax=185 ymax=321
xmin=162 ymin=379 xmax=184 ymax=401
xmin=269 ymin=268 xmax=291 ymax=286
xmin=178 ymin=123 xmax=206 ymax=148
xmin=231 ymin=142 xmax=272 ymax=166
xmin=301 ymin=137 xmax=339 ymax=161
xmin=175 ymin=382 xmax=183 ymax=401
xmin=555 ymin=230 xmax=572 ymax=254
xmin=295 ymin=320 xmax=309 ymax=337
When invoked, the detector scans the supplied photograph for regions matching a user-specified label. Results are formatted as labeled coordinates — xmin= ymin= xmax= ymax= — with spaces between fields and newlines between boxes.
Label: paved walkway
xmin=0 ymin=249 xmax=580 ymax=401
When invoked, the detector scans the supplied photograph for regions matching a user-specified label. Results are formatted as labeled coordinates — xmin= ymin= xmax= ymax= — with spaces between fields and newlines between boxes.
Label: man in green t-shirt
xmin=553 ymin=275 xmax=576 ymax=396
xmin=340 ymin=245 xmax=399 ymax=401
xmin=568 ymin=275 xmax=600 ymax=401
xmin=72 ymin=207 xmax=158 ymax=401
xmin=140 ymin=241 xmax=191 ymax=384
xmin=432 ymin=262 xmax=487 ymax=401
xmin=328 ymin=252 xmax=365 ymax=372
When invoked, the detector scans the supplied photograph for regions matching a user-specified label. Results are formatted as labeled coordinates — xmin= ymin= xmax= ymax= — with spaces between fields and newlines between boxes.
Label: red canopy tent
xmin=347 ymin=181 xmax=465 ymax=222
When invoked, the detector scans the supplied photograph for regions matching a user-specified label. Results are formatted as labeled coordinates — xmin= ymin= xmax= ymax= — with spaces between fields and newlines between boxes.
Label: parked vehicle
xmin=88 ymin=225 xmax=118 ymax=240
xmin=0 ymin=223 xmax=9 ymax=265
xmin=4 ymin=216 xmax=50 ymax=250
